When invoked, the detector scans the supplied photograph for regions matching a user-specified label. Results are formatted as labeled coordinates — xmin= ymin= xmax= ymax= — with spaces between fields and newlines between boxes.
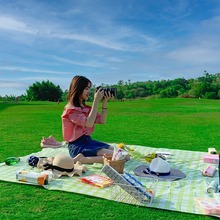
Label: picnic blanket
xmin=0 ymin=144 xmax=220 ymax=217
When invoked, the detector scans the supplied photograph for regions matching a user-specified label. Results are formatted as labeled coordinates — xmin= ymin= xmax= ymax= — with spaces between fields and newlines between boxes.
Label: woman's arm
xmin=99 ymin=92 xmax=112 ymax=124
xmin=85 ymin=88 xmax=104 ymax=128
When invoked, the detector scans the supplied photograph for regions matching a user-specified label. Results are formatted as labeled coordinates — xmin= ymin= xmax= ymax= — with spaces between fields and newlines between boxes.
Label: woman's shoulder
xmin=64 ymin=103 xmax=74 ymax=109
xmin=62 ymin=103 xmax=81 ymax=114
xmin=63 ymin=103 xmax=91 ymax=113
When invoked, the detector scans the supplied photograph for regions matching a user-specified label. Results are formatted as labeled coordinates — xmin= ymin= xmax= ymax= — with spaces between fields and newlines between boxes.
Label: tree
xmin=205 ymin=92 xmax=217 ymax=99
xmin=26 ymin=80 xmax=63 ymax=101
xmin=160 ymin=87 xmax=178 ymax=98
xmin=116 ymin=90 xmax=124 ymax=100
xmin=117 ymin=80 xmax=124 ymax=86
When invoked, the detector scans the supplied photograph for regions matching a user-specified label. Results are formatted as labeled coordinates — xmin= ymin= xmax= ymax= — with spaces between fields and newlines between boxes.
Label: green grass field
xmin=1 ymin=98 xmax=220 ymax=220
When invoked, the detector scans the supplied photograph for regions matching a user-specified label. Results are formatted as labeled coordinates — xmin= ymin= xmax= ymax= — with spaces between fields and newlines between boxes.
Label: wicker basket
xmin=103 ymin=156 xmax=125 ymax=174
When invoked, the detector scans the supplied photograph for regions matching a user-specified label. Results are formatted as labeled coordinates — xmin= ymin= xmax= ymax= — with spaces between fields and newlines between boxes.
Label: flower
xmin=118 ymin=143 xmax=125 ymax=149
xmin=118 ymin=143 xmax=134 ymax=151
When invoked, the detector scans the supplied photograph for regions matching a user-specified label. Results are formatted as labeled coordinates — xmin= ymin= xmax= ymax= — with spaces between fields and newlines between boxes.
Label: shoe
xmin=48 ymin=135 xmax=62 ymax=145
xmin=40 ymin=139 xmax=61 ymax=148
xmin=40 ymin=136 xmax=62 ymax=148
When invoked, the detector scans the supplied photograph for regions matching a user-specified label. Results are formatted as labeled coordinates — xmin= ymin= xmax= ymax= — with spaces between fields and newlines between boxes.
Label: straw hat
xmin=38 ymin=154 xmax=87 ymax=178
xmin=133 ymin=158 xmax=186 ymax=181
xmin=42 ymin=154 xmax=75 ymax=178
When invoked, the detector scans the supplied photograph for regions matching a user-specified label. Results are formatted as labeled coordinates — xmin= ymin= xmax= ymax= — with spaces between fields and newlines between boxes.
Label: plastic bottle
xmin=5 ymin=157 xmax=20 ymax=165
xmin=207 ymin=180 xmax=218 ymax=193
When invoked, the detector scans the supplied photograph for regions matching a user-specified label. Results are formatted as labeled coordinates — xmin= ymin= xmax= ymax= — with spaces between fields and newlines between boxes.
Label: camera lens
xmin=96 ymin=87 xmax=116 ymax=96
xmin=109 ymin=88 xmax=116 ymax=96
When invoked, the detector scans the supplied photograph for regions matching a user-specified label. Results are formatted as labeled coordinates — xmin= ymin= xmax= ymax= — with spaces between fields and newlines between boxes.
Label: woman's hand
xmin=86 ymin=88 xmax=104 ymax=128
xmin=103 ymin=91 xmax=113 ymax=101
xmin=94 ymin=87 xmax=104 ymax=102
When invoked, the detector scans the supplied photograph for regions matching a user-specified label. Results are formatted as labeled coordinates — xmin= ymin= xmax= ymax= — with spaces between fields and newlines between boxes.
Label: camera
xmin=96 ymin=86 xmax=117 ymax=97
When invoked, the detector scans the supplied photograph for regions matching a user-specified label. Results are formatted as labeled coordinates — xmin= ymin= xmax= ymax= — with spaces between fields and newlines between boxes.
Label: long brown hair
xmin=67 ymin=75 xmax=91 ymax=107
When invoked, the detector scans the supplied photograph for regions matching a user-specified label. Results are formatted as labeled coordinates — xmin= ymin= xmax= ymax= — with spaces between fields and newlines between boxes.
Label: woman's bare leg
xmin=73 ymin=153 xmax=104 ymax=164
xmin=97 ymin=148 xmax=130 ymax=160
xmin=97 ymin=148 xmax=114 ymax=156
xmin=108 ymin=145 xmax=114 ymax=150
xmin=98 ymin=148 xmax=130 ymax=161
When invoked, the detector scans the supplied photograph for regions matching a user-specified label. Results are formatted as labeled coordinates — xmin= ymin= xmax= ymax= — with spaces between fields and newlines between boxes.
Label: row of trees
xmin=84 ymin=71 xmax=220 ymax=101
xmin=1 ymin=71 xmax=220 ymax=102
xmin=114 ymin=71 xmax=220 ymax=100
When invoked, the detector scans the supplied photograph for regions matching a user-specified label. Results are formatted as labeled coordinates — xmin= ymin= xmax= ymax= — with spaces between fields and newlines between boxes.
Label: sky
xmin=0 ymin=0 xmax=220 ymax=96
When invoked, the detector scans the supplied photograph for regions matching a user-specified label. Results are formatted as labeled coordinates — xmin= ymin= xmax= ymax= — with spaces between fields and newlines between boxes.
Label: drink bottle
xmin=207 ymin=180 xmax=218 ymax=193
xmin=5 ymin=157 xmax=20 ymax=165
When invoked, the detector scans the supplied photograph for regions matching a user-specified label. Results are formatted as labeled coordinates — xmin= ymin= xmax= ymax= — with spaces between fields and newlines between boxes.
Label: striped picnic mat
xmin=0 ymin=144 xmax=219 ymax=217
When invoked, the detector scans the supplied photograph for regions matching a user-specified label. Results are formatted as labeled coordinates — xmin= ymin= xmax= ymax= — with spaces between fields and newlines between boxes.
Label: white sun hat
xmin=133 ymin=157 xmax=186 ymax=181
xmin=149 ymin=158 xmax=171 ymax=175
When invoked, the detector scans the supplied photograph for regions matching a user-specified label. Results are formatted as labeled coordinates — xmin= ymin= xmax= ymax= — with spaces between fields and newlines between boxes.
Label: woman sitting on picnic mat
xmin=62 ymin=75 xmax=129 ymax=164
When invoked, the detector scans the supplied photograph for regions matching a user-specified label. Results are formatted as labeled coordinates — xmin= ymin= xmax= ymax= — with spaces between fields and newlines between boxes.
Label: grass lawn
xmin=0 ymin=98 xmax=220 ymax=220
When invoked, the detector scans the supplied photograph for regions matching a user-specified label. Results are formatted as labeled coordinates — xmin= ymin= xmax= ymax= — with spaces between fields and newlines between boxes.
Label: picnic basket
xmin=103 ymin=155 xmax=125 ymax=174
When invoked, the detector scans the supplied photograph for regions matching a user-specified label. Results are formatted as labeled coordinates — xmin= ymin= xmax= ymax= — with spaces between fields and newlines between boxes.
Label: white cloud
xmin=0 ymin=15 xmax=37 ymax=34
xmin=160 ymin=0 xmax=191 ymax=21
xmin=51 ymin=56 xmax=103 ymax=68
xmin=0 ymin=80 xmax=28 ymax=96
xmin=0 ymin=13 xmax=158 ymax=52
xmin=167 ymin=46 xmax=220 ymax=64
xmin=201 ymin=15 xmax=220 ymax=28
xmin=0 ymin=80 xmax=27 ymax=88
xmin=0 ymin=66 xmax=72 ymax=75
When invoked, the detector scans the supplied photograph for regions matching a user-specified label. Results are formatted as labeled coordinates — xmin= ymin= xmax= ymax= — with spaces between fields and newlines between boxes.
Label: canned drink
xmin=207 ymin=180 xmax=218 ymax=193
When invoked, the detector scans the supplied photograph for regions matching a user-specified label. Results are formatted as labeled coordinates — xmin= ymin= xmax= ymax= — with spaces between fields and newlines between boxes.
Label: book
xmin=80 ymin=174 xmax=114 ymax=188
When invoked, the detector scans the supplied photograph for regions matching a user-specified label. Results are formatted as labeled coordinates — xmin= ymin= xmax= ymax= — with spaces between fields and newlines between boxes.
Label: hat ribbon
xmin=43 ymin=163 xmax=74 ymax=173
xmin=143 ymin=167 xmax=170 ymax=176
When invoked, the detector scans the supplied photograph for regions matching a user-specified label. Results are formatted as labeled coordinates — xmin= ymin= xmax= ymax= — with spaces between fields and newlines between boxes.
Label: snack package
xmin=202 ymin=165 xmax=217 ymax=177
xmin=112 ymin=146 xmax=128 ymax=161
xmin=80 ymin=174 xmax=114 ymax=188
xmin=16 ymin=170 xmax=50 ymax=185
